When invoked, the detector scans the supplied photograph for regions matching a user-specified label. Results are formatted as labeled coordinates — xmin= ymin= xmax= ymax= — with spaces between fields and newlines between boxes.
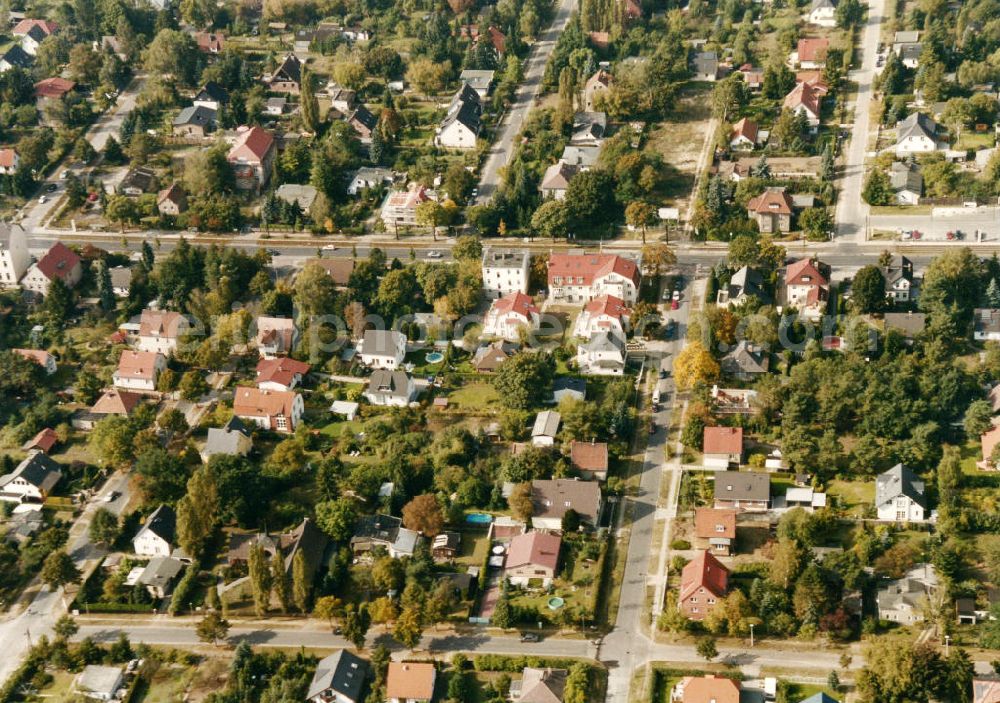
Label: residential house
xmin=350 ymin=514 xmax=420 ymax=558
xmin=483 ymin=292 xmax=539 ymax=340
xmin=472 ymin=340 xmax=517 ymax=372
xmin=729 ymin=117 xmax=760 ymax=149
xmin=692 ymin=51 xmax=719 ymax=81
xmin=228 ymin=126 xmax=276 ymax=192
xmin=0 ymin=222 xmax=29 ymax=287
xmin=113 ymin=350 xmax=165 ymax=392
xmin=200 ymin=416 xmax=253 ymax=462
xmin=256 ymin=357 xmax=310 ymax=392
xmin=0 ymin=45 xmax=34 ymax=72
xmin=716 ymin=266 xmax=770 ymax=307
xmin=329 ymin=87 xmax=358 ymax=118
xmin=570 ymin=111 xmax=607 ymax=146
xmin=226 ymin=519 xmax=327 ymax=580
xmin=808 ymin=0 xmax=837 ymax=25
xmin=583 ymin=68 xmax=613 ymax=111
xmin=529 ymin=478 xmax=602 ymax=531
xmin=893 ymin=32 xmax=923 ymax=68
xmin=671 ymin=675 xmax=740 ymax=703
xmin=255 ymin=316 xmax=297 ymax=357
xmin=431 ymin=532 xmax=461 ymax=561
xmin=713 ymin=471 xmax=770 ymax=511
xmin=347 ymin=166 xmax=392 ymax=195
xmin=381 ymin=185 xmax=431 ymax=228
xmin=799 ymin=695 xmax=840 ymax=703
xmin=560 ymin=143 xmax=601 ymax=168
xmin=172 ymin=105 xmax=216 ymax=138
xmin=358 ymin=329 xmax=407 ymax=368
xmin=34 ymin=77 xmax=75 ymax=110
xmin=0 ymin=451 xmax=62 ymax=504
xmin=889 ymin=161 xmax=923 ymax=205
xmin=109 ymin=266 xmax=132 ymax=297
xmin=74 ymin=666 xmax=124 ymax=702
xmin=346 ymin=106 xmax=378 ymax=144
xmin=876 ymin=563 xmax=939 ymax=623
xmin=880 ymin=253 xmax=914 ymax=302
xmin=267 ymin=54 xmax=302 ymax=93
xmin=895 ymin=112 xmax=939 ymax=155
xmin=137 ymin=309 xmax=189 ymax=355
xmin=547 ymin=253 xmax=641 ymax=304
xmin=511 ymin=668 xmax=567 ymax=703
xmin=481 ymin=247 xmax=530 ymax=299
xmin=118 ymin=166 xmax=158 ymax=195
xmin=22 ymin=427 xmax=59 ymax=454
xmin=13 ymin=19 xmax=56 ymax=55
xmin=539 ymin=161 xmax=579 ymax=200
xmin=784 ymin=257 xmax=830 ymax=319
xmin=385 ymin=662 xmax=436 ymax=703
xmin=747 ymin=187 xmax=795 ymax=233
xmin=532 ymin=410 xmax=561 ymax=447
xmin=194 ymin=31 xmax=224 ymax=53
xmin=364 ymin=369 xmax=417 ymax=407
xmin=973 ymin=678 xmax=1000 ymax=703
xmin=721 ymin=341 xmax=769 ymax=380
xmin=717 ymin=155 xmax=822 ymax=181
xmin=505 ymin=531 xmax=561 ymax=587
xmin=459 ymin=69 xmax=495 ymax=99
xmin=306 ymin=651 xmax=370 ymax=703
xmin=702 ymin=426 xmax=744 ymax=468
xmin=13 ymin=348 xmax=57 ymax=374
xmin=22 ymin=241 xmax=82 ymax=296
xmin=576 ymin=331 xmax=626 ymax=376
xmin=795 ymin=38 xmax=829 ymax=68
xmin=137 ymin=556 xmax=185 ymax=599
xmin=309 ymin=258 xmax=355 ymax=288
xmin=232 ymin=387 xmax=304 ymax=433
xmin=275 ymin=184 xmax=318 ymax=214
xmin=88 ymin=389 xmax=142 ymax=420
xmin=194 ymin=81 xmax=229 ymax=111
xmin=784 ymin=80 xmax=822 ymax=126
xmin=552 ymin=377 xmax=586 ymax=403
xmin=570 ymin=440 xmax=608 ymax=481
xmin=694 ymin=508 xmax=737 ymax=556
xmin=875 ymin=464 xmax=927 ymax=521
xmin=783 ymin=486 xmax=828 ymax=511
xmin=975 ymin=308 xmax=1000 ymax=341
xmin=156 ymin=183 xmax=188 ymax=215
xmin=737 ymin=64 xmax=764 ymax=91
xmin=710 ymin=386 xmax=759 ymax=415
xmin=573 ymin=294 xmax=630 ymax=340
xmin=980 ymin=422 xmax=1000 ymax=470
xmin=435 ymin=83 xmax=481 ymax=149
xmin=884 ymin=311 xmax=926 ymax=341
xmin=678 ymin=550 xmax=730 ymax=620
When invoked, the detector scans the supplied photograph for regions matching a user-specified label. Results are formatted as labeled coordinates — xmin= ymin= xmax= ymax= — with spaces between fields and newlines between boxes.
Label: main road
xmin=474 ymin=0 xmax=577 ymax=203
xmin=834 ymin=0 xmax=888 ymax=242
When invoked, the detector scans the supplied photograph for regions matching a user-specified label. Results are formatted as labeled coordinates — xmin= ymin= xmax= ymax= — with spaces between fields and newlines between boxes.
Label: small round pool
xmin=547 ymin=597 xmax=565 ymax=611
xmin=425 ymin=352 xmax=444 ymax=363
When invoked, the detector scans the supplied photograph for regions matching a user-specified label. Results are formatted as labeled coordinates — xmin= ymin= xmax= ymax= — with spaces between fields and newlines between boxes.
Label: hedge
xmin=472 ymin=655 xmax=594 ymax=673
xmin=168 ymin=561 xmax=201 ymax=616
xmin=78 ymin=602 xmax=156 ymax=614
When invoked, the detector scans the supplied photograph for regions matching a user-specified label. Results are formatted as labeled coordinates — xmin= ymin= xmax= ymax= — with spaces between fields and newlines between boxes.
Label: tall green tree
xmin=300 ymin=64 xmax=320 ymax=134
xmin=248 ymin=543 xmax=272 ymax=616
xmin=292 ymin=549 xmax=311 ymax=613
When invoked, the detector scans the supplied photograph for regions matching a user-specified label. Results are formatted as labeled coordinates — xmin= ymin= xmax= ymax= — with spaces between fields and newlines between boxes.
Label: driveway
xmin=474 ymin=0 xmax=578 ymax=203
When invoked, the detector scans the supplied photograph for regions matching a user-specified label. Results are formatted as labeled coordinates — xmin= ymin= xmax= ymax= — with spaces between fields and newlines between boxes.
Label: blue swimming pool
xmin=425 ymin=352 xmax=444 ymax=363
xmin=465 ymin=512 xmax=493 ymax=524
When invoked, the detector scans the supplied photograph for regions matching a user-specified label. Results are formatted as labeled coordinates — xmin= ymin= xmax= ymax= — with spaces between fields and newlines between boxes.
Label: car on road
xmin=664 ymin=319 xmax=677 ymax=338
xmin=519 ymin=632 xmax=540 ymax=642
xmin=104 ymin=490 xmax=120 ymax=503
xmin=322 ymin=244 xmax=338 ymax=251
xmin=46 ymin=184 xmax=57 ymax=192
xmin=470 ymin=188 xmax=478 ymax=198
xmin=426 ymin=250 xmax=443 ymax=259
xmin=267 ymin=249 xmax=280 ymax=256
xmin=672 ymin=290 xmax=681 ymax=301
xmin=38 ymin=195 xmax=47 ymax=203
xmin=670 ymin=299 xmax=679 ymax=310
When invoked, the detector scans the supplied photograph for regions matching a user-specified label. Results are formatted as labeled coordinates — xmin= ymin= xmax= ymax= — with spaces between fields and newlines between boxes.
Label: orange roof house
xmin=678 ymin=550 xmax=729 ymax=620
xmin=694 ymin=507 xmax=738 ymax=555
xmin=796 ymin=37 xmax=829 ymax=65
xmin=673 ymin=675 xmax=741 ymax=703
xmin=570 ymin=440 xmax=609 ymax=480
xmin=34 ymin=77 xmax=75 ymax=99
xmin=256 ymin=357 xmax=311 ymax=391
xmin=386 ymin=662 xmax=436 ymax=702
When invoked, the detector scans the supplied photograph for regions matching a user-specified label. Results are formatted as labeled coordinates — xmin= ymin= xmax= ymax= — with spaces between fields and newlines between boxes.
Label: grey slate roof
xmin=726 ymin=266 xmax=770 ymax=303
xmin=173 ymin=105 xmax=216 ymax=127
xmin=136 ymin=504 xmax=177 ymax=544
xmin=109 ymin=265 xmax=132 ymax=289
xmin=1 ymin=452 xmax=62 ymax=493
xmin=532 ymin=410 xmax=561 ymax=438
xmin=442 ymin=85 xmax=482 ymax=133
xmin=875 ymin=464 xmax=926 ymax=508
xmin=195 ymin=81 xmax=229 ymax=104
xmin=715 ymin=470 xmax=770 ymax=501
xmin=367 ymin=369 xmax=412 ymax=400
xmin=721 ymin=340 xmax=769 ymax=375
xmin=583 ymin=330 xmax=625 ymax=354
xmin=2 ymin=45 xmax=33 ymax=68
xmin=883 ymin=312 xmax=926 ymax=337
xmin=889 ymin=162 xmax=923 ymax=194
xmin=203 ymin=426 xmax=250 ymax=457
xmin=307 ymin=650 xmax=370 ymax=702
xmin=137 ymin=556 xmax=184 ymax=590
xmin=362 ymin=329 xmax=405 ymax=357
xmin=896 ymin=112 xmax=938 ymax=142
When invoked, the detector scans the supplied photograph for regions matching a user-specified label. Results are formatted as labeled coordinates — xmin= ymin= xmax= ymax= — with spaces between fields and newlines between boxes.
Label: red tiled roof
xmin=796 ymin=70 xmax=830 ymax=95
xmin=139 ymin=310 xmax=186 ymax=339
xmin=570 ymin=440 xmax=609 ymax=472
xmin=731 ymin=117 xmax=758 ymax=143
xmin=22 ymin=427 xmax=58 ymax=453
xmin=256 ymin=357 xmax=311 ymax=387
xmin=233 ymin=387 xmax=298 ymax=418
xmin=702 ymin=426 xmax=743 ymax=454
xmin=0 ymin=149 xmax=16 ymax=169
xmin=694 ymin=508 xmax=737 ymax=540
xmin=13 ymin=348 xmax=52 ymax=367
xmin=34 ymin=77 xmax=75 ymax=99
xmin=116 ymin=350 xmax=161 ymax=380
xmin=678 ymin=675 xmax=740 ymax=703
xmin=494 ymin=291 xmax=539 ymax=317
xmin=679 ymin=550 xmax=729 ymax=602
xmin=785 ymin=258 xmax=829 ymax=286
xmin=506 ymin=531 xmax=561 ymax=572
xmin=784 ymin=81 xmax=822 ymax=116
xmin=548 ymin=253 xmax=640 ymax=288
xmin=228 ymin=126 xmax=274 ymax=164
xmin=386 ymin=662 xmax=436 ymax=701
xmin=12 ymin=19 xmax=57 ymax=36
xmin=91 ymin=389 xmax=142 ymax=415
xmin=584 ymin=294 xmax=629 ymax=319
xmin=747 ymin=189 xmax=794 ymax=216
xmin=797 ymin=37 xmax=829 ymax=63
xmin=34 ymin=242 xmax=80 ymax=282
xmin=194 ymin=31 xmax=224 ymax=52
xmin=485 ymin=25 xmax=506 ymax=54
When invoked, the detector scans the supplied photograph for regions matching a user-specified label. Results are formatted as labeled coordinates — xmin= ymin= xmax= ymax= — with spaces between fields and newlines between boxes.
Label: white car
xmin=38 ymin=195 xmax=47 ymax=204
xmin=322 ymin=244 xmax=337 ymax=251
xmin=671 ymin=290 xmax=681 ymax=301
xmin=426 ymin=250 xmax=443 ymax=259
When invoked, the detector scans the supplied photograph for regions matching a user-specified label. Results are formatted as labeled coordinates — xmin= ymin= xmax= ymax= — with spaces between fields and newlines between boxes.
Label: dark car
xmin=520 ymin=632 xmax=540 ymax=642
xmin=664 ymin=320 xmax=677 ymax=338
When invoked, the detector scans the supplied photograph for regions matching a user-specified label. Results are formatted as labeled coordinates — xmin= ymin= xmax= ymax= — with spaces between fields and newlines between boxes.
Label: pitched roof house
xmin=531 ymin=410 xmax=561 ymax=446
xmin=268 ymin=53 xmax=302 ymax=93
xmin=713 ymin=470 xmax=770 ymax=511
xmin=358 ymin=330 xmax=407 ymax=369
xmin=530 ymin=478 xmax=602 ymax=531
xmin=505 ymin=531 xmax=562 ymax=587
xmin=256 ymin=357 xmax=311 ymax=391
xmin=472 ymin=340 xmax=517 ymax=372
xmin=227 ymin=126 xmax=276 ymax=192
xmin=716 ymin=266 xmax=769 ymax=307
xmin=678 ymin=550 xmax=729 ymax=620
xmin=795 ymin=37 xmax=829 ymax=67
xmin=0 ymin=451 xmax=62 ymax=504
xmin=672 ymin=675 xmax=740 ymax=703
xmin=255 ymin=316 xmax=297 ymax=358
xmin=694 ymin=508 xmax=737 ymax=555
xmin=547 ymin=253 xmax=641 ymax=304
xmin=747 ymin=188 xmax=795 ymax=233
xmin=570 ymin=440 xmax=609 ymax=480
xmin=483 ymin=291 xmax=539 ymax=341
xmin=157 ymin=183 xmax=188 ymax=215
xmin=133 ymin=504 xmax=177 ymax=557
xmin=386 ymin=662 xmax=436 ymax=703
xmin=350 ymin=514 xmax=420 ymax=558
xmin=137 ymin=309 xmax=189 ymax=355
xmin=784 ymin=257 xmax=830 ymax=319
xmin=721 ymin=341 xmax=770 ymax=379
xmin=90 ymin=389 xmax=142 ymax=417
xmin=201 ymin=416 xmax=253 ymax=462
xmin=22 ymin=242 xmax=82 ymax=296
xmin=232 ymin=387 xmax=304 ymax=433
xmin=14 ymin=348 xmax=57 ymax=374
xmin=875 ymin=464 xmax=926 ymax=521
xmin=702 ymin=426 xmax=744 ymax=468
xmin=784 ymin=80 xmax=822 ymax=125
xmin=364 ymin=369 xmax=417 ymax=407
xmin=539 ymin=161 xmax=579 ymax=200
xmin=307 ymin=650 xmax=370 ymax=703
xmin=113 ymin=350 xmax=166 ymax=392
xmin=573 ymin=294 xmax=630 ymax=340
xmin=583 ymin=68 xmax=612 ymax=111
xmin=730 ymin=117 xmax=759 ymax=148
xmin=512 ymin=667 xmax=568 ymax=703
xmin=895 ymin=112 xmax=939 ymax=155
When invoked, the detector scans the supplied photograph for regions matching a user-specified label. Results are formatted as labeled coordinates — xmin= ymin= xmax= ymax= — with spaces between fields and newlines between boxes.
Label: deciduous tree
xmin=402 ymin=494 xmax=445 ymax=536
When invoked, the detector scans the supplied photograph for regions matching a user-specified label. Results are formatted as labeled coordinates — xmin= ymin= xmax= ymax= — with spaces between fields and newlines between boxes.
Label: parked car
xmin=520 ymin=632 xmax=540 ymax=642
xmin=670 ymin=299 xmax=679 ymax=310
xmin=426 ymin=250 xmax=443 ymax=259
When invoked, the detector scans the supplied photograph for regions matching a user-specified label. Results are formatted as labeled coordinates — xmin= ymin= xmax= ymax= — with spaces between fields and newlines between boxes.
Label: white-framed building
xmin=133 ymin=504 xmax=177 ymax=557
xmin=895 ymin=112 xmax=939 ymax=155
xmin=0 ymin=222 xmax=29 ymax=288
xmin=233 ymin=387 xmax=304 ymax=433
xmin=435 ymin=83 xmax=481 ymax=150
xmin=547 ymin=253 xmax=641 ymax=305
xmin=483 ymin=292 xmax=540 ymax=341
xmin=573 ymin=294 xmax=630 ymax=339
xmin=137 ymin=309 xmax=189 ymax=356
xmin=576 ymin=331 xmax=626 ymax=375
xmin=531 ymin=410 xmax=560 ymax=447
xmin=875 ymin=464 xmax=927 ymax=522
xmin=0 ymin=451 xmax=62 ymax=504
xmin=808 ymin=0 xmax=837 ymax=26
xmin=13 ymin=348 xmax=57 ymax=374
xmin=113 ymin=350 xmax=166 ymax=392
xmin=481 ymin=248 xmax=530 ymax=299
xmin=22 ymin=242 xmax=82 ymax=296
xmin=358 ymin=330 xmax=407 ymax=369
xmin=364 ymin=369 xmax=417 ymax=407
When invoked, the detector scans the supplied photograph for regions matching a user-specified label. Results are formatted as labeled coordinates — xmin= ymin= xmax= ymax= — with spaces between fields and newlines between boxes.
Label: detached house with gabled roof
xmin=795 ymin=37 xmax=829 ymax=68
xmin=435 ymin=83 xmax=482 ymax=149
xmin=22 ymin=242 xmax=82 ymax=296
xmin=808 ymin=0 xmax=837 ymax=26
xmin=505 ymin=530 xmax=561 ymax=587
xmin=483 ymin=291 xmax=540 ymax=341
xmin=716 ymin=266 xmax=770 ymax=307
xmin=730 ymin=117 xmax=760 ymax=149
xmin=358 ymin=329 xmax=407 ymax=369
xmin=784 ymin=257 xmax=830 ymax=319
xmin=540 ymin=161 xmax=579 ymax=200
xmin=133 ymin=504 xmax=177 ymax=557
xmin=0 ymin=221 xmax=29 ymax=287
xmin=747 ymin=187 xmax=795 ymax=233
xmin=583 ymin=68 xmax=612 ymax=111
xmin=255 ymin=316 xmax=297 ymax=358
xmin=573 ymin=294 xmax=630 ymax=339
xmin=678 ymin=550 xmax=729 ymax=620
xmin=14 ymin=348 xmax=57 ymax=374
xmin=386 ymin=662 xmax=436 ymax=703
xmin=694 ymin=507 xmax=737 ymax=556
xmin=137 ymin=309 xmax=189 ymax=356
xmin=547 ymin=253 xmax=641 ymax=304
xmin=227 ymin=126 xmax=276 ymax=192
xmin=672 ymin=675 xmax=741 ymax=703
xmin=530 ymin=478 xmax=602 ymax=531
xmin=307 ymin=650 xmax=369 ymax=703
xmin=511 ymin=667 xmax=568 ymax=703
xmin=346 ymin=105 xmax=378 ymax=145
xmin=702 ymin=426 xmax=744 ymax=468
xmin=233 ymin=387 xmax=304 ymax=433
xmin=895 ymin=112 xmax=939 ymax=155
xmin=875 ymin=464 xmax=927 ymax=522
xmin=714 ymin=470 xmax=770 ymax=511
xmin=784 ymin=80 xmax=823 ymax=126
xmin=0 ymin=45 xmax=33 ymax=72
xmin=570 ymin=440 xmax=608 ymax=480
xmin=256 ymin=357 xmax=310 ymax=392
xmin=194 ymin=81 xmax=230 ymax=112
xmin=880 ymin=253 xmax=914 ymax=302
xmin=113 ymin=350 xmax=167 ymax=392
xmin=267 ymin=53 xmax=302 ymax=93
xmin=0 ymin=451 xmax=62 ymax=504
xmin=201 ymin=416 xmax=253 ymax=463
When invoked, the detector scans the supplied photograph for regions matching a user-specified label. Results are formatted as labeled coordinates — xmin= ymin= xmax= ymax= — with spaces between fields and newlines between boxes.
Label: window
xmin=715 ymin=525 xmax=725 ymax=532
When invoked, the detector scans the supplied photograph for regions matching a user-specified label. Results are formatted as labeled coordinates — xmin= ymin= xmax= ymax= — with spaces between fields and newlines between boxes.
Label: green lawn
xmin=455 ymin=529 xmax=491 ymax=567
xmin=957 ymin=131 xmax=995 ymax=150
xmin=827 ymin=478 xmax=875 ymax=516
xmin=448 ymin=381 xmax=501 ymax=411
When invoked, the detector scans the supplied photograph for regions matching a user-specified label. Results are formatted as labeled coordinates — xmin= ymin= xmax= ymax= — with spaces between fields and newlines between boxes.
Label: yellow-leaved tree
xmin=673 ymin=340 xmax=720 ymax=390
